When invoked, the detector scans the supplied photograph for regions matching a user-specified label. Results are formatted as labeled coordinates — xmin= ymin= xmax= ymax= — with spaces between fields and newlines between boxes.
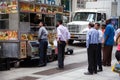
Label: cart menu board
xmin=0 ymin=0 xmax=18 ymax=14
xmin=0 ymin=30 xmax=18 ymax=40
xmin=20 ymin=41 xmax=27 ymax=59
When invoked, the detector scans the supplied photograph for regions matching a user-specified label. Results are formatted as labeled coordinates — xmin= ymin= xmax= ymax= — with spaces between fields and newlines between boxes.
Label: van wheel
xmin=47 ymin=54 xmax=55 ymax=62
xmin=14 ymin=61 xmax=20 ymax=68
xmin=68 ymin=40 xmax=74 ymax=45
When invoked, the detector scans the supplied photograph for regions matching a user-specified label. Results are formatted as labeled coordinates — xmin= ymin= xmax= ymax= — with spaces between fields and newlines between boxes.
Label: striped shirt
xmin=86 ymin=28 xmax=99 ymax=48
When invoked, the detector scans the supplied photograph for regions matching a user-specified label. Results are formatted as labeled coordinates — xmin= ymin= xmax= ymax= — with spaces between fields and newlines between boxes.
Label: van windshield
xmin=73 ymin=12 xmax=96 ymax=22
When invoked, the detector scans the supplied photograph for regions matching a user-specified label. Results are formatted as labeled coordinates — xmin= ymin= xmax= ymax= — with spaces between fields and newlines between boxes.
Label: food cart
xmin=0 ymin=0 xmax=63 ymax=69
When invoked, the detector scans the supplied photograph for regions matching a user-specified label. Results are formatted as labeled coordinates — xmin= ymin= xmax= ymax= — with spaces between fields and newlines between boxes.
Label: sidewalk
xmin=36 ymin=60 xmax=119 ymax=80
xmin=0 ymin=47 xmax=119 ymax=80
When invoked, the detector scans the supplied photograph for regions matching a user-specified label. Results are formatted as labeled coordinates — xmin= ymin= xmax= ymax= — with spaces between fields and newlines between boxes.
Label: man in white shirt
xmin=57 ymin=20 xmax=70 ymax=69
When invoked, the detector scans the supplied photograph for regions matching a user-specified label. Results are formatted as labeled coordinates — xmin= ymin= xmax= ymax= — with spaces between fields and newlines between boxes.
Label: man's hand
xmin=66 ymin=40 xmax=68 ymax=45
xmin=58 ymin=40 xmax=61 ymax=44
xmin=102 ymin=39 xmax=105 ymax=44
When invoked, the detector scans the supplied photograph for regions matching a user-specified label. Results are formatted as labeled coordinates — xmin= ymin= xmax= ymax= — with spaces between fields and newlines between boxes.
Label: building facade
xmin=71 ymin=0 xmax=120 ymax=17
xmin=71 ymin=0 xmax=97 ymax=12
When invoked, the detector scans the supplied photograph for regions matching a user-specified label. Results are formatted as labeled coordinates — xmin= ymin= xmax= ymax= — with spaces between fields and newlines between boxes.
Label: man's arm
xmin=65 ymin=27 xmax=70 ymax=45
xmin=57 ymin=27 xmax=62 ymax=42
xmin=103 ymin=26 xmax=110 ymax=44
xmin=86 ymin=31 xmax=90 ymax=48
xmin=38 ymin=27 xmax=42 ymax=39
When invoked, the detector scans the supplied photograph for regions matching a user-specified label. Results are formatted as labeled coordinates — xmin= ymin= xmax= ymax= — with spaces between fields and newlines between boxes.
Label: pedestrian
xmin=56 ymin=20 xmax=70 ymax=69
xmin=38 ymin=21 xmax=48 ymax=67
xmin=84 ymin=23 xmax=99 ymax=75
xmin=114 ymin=28 xmax=120 ymax=42
xmin=115 ymin=32 xmax=120 ymax=64
xmin=94 ymin=23 xmax=103 ymax=72
xmin=101 ymin=24 xmax=106 ymax=34
xmin=102 ymin=19 xmax=115 ymax=66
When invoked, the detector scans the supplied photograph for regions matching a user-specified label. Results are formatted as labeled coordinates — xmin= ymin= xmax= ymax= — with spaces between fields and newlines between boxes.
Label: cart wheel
xmin=14 ymin=61 xmax=20 ymax=68
xmin=47 ymin=54 xmax=55 ymax=62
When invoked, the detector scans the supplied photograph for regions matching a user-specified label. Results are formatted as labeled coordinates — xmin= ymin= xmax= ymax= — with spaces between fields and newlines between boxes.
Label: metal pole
xmin=69 ymin=0 xmax=72 ymax=22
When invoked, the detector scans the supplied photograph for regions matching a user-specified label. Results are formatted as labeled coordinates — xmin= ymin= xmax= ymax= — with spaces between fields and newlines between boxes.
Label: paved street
xmin=0 ymin=42 xmax=119 ymax=80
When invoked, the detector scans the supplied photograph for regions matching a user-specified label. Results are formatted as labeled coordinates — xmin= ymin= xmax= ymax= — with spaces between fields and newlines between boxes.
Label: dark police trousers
xmin=87 ymin=44 xmax=98 ymax=73
xmin=39 ymin=39 xmax=48 ymax=65
xmin=58 ymin=41 xmax=66 ymax=68
xmin=97 ymin=43 xmax=103 ymax=70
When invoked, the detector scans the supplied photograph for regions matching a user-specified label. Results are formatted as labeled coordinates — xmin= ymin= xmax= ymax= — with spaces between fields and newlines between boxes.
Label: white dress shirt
xmin=98 ymin=30 xmax=103 ymax=43
xmin=57 ymin=25 xmax=70 ymax=42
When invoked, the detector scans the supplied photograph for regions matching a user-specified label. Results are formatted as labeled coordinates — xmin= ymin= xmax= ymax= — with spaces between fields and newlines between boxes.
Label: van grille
xmin=68 ymin=25 xmax=80 ymax=33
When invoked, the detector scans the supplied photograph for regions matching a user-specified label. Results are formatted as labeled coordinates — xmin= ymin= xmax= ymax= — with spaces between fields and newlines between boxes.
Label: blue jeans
xmin=39 ymin=39 xmax=48 ymax=65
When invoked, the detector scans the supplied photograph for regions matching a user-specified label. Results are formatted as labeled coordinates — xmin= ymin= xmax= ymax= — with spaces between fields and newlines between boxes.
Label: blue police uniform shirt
xmin=104 ymin=24 xmax=115 ymax=46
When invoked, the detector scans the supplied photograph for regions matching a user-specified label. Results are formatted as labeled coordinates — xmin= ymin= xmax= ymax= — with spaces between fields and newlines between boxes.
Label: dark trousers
xmin=39 ymin=39 xmax=48 ymax=65
xmin=97 ymin=43 xmax=103 ymax=70
xmin=103 ymin=45 xmax=113 ymax=66
xmin=115 ymin=51 xmax=120 ymax=62
xmin=87 ymin=44 xmax=98 ymax=73
xmin=58 ymin=41 xmax=66 ymax=68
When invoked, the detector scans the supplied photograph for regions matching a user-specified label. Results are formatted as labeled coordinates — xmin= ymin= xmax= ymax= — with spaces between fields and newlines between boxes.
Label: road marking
xmin=74 ymin=48 xmax=86 ymax=53
xmin=34 ymin=61 xmax=87 ymax=76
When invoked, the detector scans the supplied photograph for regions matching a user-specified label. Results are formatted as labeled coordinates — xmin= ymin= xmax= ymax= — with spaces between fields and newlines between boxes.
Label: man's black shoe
xmin=97 ymin=69 xmax=103 ymax=72
xmin=94 ymin=72 xmax=97 ymax=74
xmin=56 ymin=67 xmax=64 ymax=70
xmin=38 ymin=64 xmax=46 ymax=67
xmin=84 ymin=72 xmax=93 ymax=75
xmin=107 ymin=64 xmax=111 ymax=67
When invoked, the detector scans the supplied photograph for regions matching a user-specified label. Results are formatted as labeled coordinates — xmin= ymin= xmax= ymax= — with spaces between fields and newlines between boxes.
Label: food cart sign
xmin=0 ymin=30 xmax=18 ymax=40
xmin=20 ymin=41 xmax=27 ymax=59
xmin=58 ymin=6 xmax=63 ymax=13
xmin=47 ymin=5 xmax=52 ymax=14
xmin=40 ymin=4 xmax=47 ymax=13
xmin=8 ymin=0 xmax=18 ymax=13
xmin=35 ymin=4 xmax=41 ymax=12
xmin=19 ymin=2 xmax=30 ymax=12
xmin=0 ymin=0 xmax=18 ymax=14
xmin=0 ymin=1 xmax=8 ymax=14
xmin=52 ymin=6 xmax=58 ymax=14
xmin=29 ymin=4 xmax=35 ymax=12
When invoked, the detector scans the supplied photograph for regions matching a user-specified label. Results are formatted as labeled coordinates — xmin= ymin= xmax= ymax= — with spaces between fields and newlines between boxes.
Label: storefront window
xmin=30 ymin=13 xmax=42 ymax=26
xmin=44 ymin=14 xmax=55 ymax=26
xmin=20 ymin=13 xmax=29 ymax=22
xmin=0 ymin=20 xmax=9 ymax=29
xmin=56 ymin=13 xmax=62 ymax=21
xmin=77 ymin=0 xmax=85 ymax=8
xmin=0 ymin=14 xmax=9 ymax=29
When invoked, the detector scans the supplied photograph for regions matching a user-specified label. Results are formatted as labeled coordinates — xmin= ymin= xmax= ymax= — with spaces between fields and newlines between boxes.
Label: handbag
xmin=112 ymin=63 xmax=120 ymax=73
